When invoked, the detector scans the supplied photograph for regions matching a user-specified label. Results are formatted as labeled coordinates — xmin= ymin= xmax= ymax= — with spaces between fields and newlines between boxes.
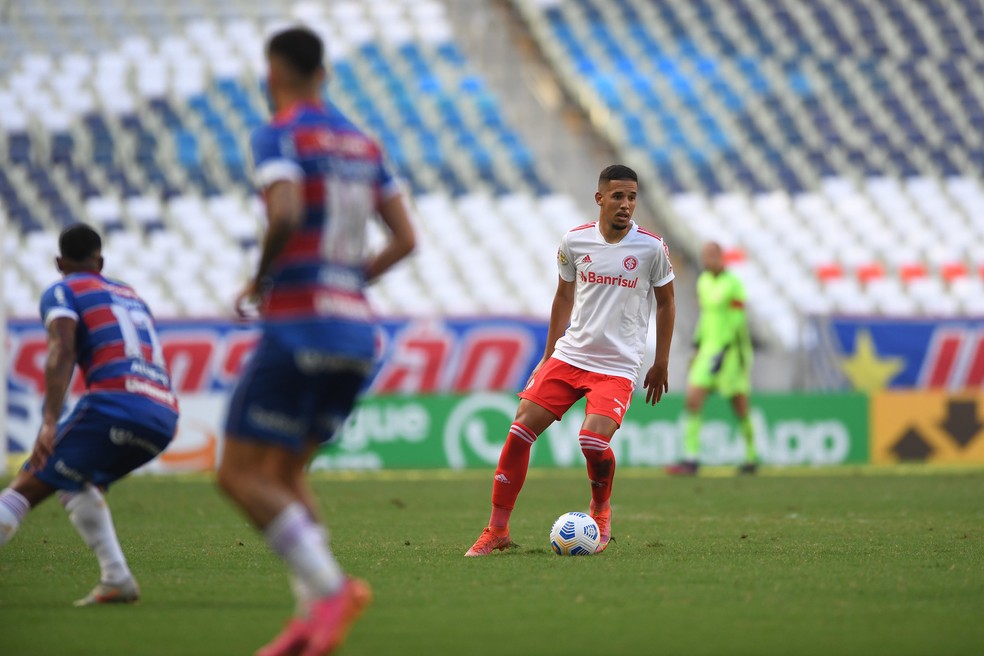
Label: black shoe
xmin=737 ymin=461 xmax=758 ymax=475
xmin=666 ymin=461 xmax=699 ymax=476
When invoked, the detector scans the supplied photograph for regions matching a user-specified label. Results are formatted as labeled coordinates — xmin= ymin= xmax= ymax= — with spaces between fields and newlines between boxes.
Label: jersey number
xmin=321 ymin=176 xmax=373 ymax=265
xmin=110 ymin=305 xmax=165 ymax=367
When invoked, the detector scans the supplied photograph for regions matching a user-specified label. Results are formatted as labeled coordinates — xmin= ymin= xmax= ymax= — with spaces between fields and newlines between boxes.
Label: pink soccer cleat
xmin=301 ymin=578 xmax=373 ymax=656
xmin=255 ymin=618 xmax=308 ymax=656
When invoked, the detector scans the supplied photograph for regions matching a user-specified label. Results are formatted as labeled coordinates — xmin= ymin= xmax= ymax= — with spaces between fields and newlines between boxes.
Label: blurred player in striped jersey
xmin=216 ymin=27 xmax=415 ymax=656
xmin=0 ymin=224 xmax=178 ymax=605
xmin=465 ymin=165 xmax=676 ymax=557
xmin=667 ymin=241 xmax=758 ymax=476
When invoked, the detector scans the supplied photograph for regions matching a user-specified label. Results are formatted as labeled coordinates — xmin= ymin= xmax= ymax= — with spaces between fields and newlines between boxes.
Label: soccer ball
xmin=549 ymin=512 xmax=600 ymax=556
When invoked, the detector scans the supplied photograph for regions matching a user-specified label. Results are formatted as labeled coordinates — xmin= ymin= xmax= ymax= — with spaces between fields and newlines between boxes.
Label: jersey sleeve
xmin=556 ymin=234 xmax=576 ymax=282
xmin=39 ymin=282 xmax=79 ymax=328
xmin=250 ymin=125 xmax=304 ymax=190
xmin=650 ymin=238 xmax=675 ymax=287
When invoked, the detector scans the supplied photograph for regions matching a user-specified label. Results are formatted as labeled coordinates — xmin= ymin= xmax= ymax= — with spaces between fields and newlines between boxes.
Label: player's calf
xmin=0 ymin=488 xmax=30 ymax=546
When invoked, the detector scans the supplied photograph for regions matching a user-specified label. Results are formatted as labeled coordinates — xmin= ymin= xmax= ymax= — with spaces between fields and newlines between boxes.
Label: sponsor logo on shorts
xmin=110 ymin=427 xmax=163 ymax=456
xmin=248 ymin=406 xmax=307 ymax=437
xmin=295 ymin=350 xmax=373 ymax=376
xmin=622 ymin=256 xmax=638 ymax=271
xmin=578 ymin=271 xmax=638 ymax=288
xmin=54 ymin=459 xmax=84 ymax=482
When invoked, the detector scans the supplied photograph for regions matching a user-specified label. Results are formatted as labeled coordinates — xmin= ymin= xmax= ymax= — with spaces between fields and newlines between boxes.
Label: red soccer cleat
xmin=589 ymin=502 xmax=612 ymax=553
xmin=464 ymin=527 xmax=514 ymax=557
xmin=666 ymin=461 xmax=699 ymax=476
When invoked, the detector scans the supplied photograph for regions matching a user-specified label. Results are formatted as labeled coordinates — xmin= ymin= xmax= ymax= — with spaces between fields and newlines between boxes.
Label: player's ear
xmin=55 ymin=256 xmax=63 ymax=273
xmin=95 ymin=255 xmax=104 ymax=272
xmin=595 ymin=191 xmax=602 ymax=205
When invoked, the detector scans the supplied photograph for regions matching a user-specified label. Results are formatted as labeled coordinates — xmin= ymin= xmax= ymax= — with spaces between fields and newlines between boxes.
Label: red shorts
xmin=518 ymin=357 xmax=634 ymax=425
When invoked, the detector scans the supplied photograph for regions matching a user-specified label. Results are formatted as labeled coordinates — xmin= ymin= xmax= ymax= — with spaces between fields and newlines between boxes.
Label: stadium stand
xmin=515 ymin=0 xmax=984 ymax=348
xmin=0 ymin=0 xmax=578 ymax=319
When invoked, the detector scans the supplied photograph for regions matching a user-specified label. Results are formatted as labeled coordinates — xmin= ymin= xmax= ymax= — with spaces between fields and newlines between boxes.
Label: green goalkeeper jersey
xmin=693 ymin=269 xmax=752 ymax=357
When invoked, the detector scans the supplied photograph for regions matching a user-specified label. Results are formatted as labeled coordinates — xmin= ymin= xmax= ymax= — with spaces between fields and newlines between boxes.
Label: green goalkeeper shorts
xmin=687 ymin=346 xmax=751 ymax=397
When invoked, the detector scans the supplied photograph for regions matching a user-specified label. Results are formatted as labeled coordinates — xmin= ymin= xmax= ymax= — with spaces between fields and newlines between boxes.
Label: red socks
xmin=488 ymin=425 xmax=615 ymax=531
xmin=579 ymin=430 xmax=615 ymax=507
xmin=489 ymin=423 xmax=537 ymax=530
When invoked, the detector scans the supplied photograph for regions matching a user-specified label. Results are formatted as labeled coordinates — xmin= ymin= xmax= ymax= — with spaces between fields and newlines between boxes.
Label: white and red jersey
xmin=552 ymin=221 xmax=674 ymax=381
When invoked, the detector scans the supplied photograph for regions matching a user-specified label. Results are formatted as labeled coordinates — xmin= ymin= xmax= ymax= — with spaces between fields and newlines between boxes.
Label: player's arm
xmin=30 ymin=317 xmax=78 ymax=471
xmin=542 ymin=276 xmax=576 ymax=361
xmin=365 ymin=192 xmax=416 ymax=283
xmin=724 ymin=277 xmax=748 ymax=345
xmin=525 ymin=276 xmax=575 ymax=384
xmin=644 ymin=280 xmax=675 ymax=405
xmin=237 ymin=180 xmax=303 ymax=314
xmin=691 ymin=310 xmax=703 ymax=350
xmin=256 ymin=180 xmax=304 ymax=284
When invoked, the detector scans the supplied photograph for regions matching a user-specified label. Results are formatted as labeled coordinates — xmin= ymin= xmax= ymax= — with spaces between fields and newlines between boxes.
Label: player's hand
xmin=524 ymin=358 xmax=547 ymax=390
xmin=709 ymin=349 xmax=726 ymax=374
xmin=643 ymin=361 xmax=669 ymax=405
xmin=234 ymin=279 xmax=262 ymax=320
xmin=28 ymin=421 xmax=58 ymax=473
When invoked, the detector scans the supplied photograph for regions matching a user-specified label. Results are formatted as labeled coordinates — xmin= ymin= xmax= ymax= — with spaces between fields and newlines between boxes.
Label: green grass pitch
xmin=1 ymin=468 xmax=982 ymax=655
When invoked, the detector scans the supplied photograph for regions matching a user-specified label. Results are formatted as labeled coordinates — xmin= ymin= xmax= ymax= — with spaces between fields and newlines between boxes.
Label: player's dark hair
xmin=599 ymin=164 xmax=638 ymax=186
xmin=267 ymin=27 xmax=325 ymax=77
xmin=58 ymin=223 xmax=102 ymax=261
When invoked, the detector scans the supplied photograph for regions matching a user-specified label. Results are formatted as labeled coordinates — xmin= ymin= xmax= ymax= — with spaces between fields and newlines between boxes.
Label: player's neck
xmin=59 ymin=261 xmax=101 ymax=276
xmin=275 ymin=88 xmax=322 ymax=113
xmin=598 ymin=221 xmax=631 ymax=244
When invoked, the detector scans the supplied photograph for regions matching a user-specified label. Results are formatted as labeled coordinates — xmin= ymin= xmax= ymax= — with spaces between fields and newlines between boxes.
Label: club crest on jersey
xmin=557 ymin=249 xmax=569 ymax=266
xmin=622 ymin=256 xmax=638 ymax=271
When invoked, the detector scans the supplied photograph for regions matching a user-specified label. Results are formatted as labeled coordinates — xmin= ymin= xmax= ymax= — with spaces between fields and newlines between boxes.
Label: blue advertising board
xmin=808 ymin=316 xmax=984 ymax=392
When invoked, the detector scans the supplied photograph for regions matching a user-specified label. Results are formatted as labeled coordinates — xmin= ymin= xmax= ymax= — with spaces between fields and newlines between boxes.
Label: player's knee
xmin=514 ymin=405 xmax=554 ymax=436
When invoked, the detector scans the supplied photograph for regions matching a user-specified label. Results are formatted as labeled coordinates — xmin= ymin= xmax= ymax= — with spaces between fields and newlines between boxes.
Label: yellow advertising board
xmin=871 ymin=392 xmax=984 ymax=464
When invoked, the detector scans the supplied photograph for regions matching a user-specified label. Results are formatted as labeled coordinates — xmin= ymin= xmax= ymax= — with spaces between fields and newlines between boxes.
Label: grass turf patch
xmin=1 ymin=469 xmax=982 ymax=655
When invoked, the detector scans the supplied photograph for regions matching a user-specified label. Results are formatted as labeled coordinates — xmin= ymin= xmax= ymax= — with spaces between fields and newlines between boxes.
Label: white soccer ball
xmin=549 ymin=512 xmax=600 ymax=556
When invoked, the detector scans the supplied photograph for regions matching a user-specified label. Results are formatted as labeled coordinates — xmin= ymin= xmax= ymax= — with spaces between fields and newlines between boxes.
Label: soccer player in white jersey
xmin=465 ymin=165 xmax=675 ymax=556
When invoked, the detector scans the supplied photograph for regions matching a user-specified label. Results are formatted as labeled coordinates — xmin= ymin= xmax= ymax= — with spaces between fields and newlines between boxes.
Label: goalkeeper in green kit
xmin=667 ymin=242 xmax=758 ymax=475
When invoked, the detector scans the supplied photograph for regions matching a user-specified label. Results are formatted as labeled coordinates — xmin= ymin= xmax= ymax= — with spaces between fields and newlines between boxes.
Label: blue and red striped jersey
xmin=39 ymin=272 xmax=179 ymax=423
xmin=250 ymin=101 xmax=399 ymax=359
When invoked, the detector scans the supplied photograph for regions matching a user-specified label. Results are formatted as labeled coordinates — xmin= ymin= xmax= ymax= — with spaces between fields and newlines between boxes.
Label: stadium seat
xmin=514 ymin=0 xmax=984 ymax=340
xmin=0 ymin=0 xmax=588 ymax=319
